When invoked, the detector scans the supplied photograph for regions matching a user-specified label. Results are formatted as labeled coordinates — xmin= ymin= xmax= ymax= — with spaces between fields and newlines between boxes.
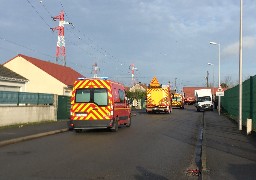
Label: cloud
xmin=223 ymin=36 xmax=256 ymax=56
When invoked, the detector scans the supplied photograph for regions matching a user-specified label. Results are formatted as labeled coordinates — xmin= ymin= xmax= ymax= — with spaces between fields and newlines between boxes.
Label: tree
xmin=133 ymin=89 xmax=146 ymax=100
xmin=221 ymin=76 xmax=234 ymax=88
xmin=125 ymin=89 xmax=146 ymax=103
xmin=220 ymin=83 xmax=228 ymax=88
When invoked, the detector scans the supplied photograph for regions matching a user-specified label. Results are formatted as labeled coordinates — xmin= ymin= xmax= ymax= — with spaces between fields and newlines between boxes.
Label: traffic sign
xmin=216 ymin=87 xmax=224 ymax=96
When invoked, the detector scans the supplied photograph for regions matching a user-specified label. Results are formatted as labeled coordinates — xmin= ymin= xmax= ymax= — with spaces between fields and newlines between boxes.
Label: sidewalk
xmin=0 ymin=120 xmax=69 ymax=147
xmin=202 ymin=110 xmax=256 ymax=179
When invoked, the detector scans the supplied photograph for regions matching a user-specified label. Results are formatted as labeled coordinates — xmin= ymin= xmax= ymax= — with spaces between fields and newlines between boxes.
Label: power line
xmin=26 ymin=0 xmax=52 ymax=28
xmin=58 ymin=1 xmax=123 ymax=66
xmin=27 ymin=0 xmax=129 ymax=78
xmin=39 ymin=1 xmax=110 ymax=63
xmin=0 ymin=36 xmax=55 ymax=60
xmin=39 ymin=0 xmax=52 ymax=16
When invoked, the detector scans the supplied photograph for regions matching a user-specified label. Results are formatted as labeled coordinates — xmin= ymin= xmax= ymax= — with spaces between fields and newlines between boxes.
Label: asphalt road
xmin=0 ymin=106 xmax=202 ymax=180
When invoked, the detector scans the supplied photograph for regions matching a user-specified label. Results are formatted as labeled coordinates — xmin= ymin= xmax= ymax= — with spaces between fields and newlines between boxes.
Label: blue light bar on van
xmin=99 ymin=77 xmax=108 ymax=80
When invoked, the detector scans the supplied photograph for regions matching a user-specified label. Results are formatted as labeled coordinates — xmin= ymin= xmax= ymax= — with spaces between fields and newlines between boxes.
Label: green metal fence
xmin=0 ymin=91 xmax=54 ymax=105
xmin=57 ymin=95 xmax=71 ymax=120
xmin=222 ymin=75 xmax=256 ymax=131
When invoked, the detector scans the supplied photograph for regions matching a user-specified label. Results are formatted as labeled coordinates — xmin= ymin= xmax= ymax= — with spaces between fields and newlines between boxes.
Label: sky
xmin=0 ymin=0 xmax=255 ymax=91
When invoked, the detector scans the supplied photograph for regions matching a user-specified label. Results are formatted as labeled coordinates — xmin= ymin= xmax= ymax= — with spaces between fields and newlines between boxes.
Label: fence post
xmin=37 ymin=93 xmax=39 ymax=105
xmin=250 ymin=76 xmax=253 ymax=119
xmin=54 ymin=94 xmax=58 ymax=121
xmin=17 ymin=92 xmax=20 ymax=106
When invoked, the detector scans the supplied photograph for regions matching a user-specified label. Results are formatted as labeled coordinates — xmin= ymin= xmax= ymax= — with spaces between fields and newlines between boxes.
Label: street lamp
xmin=210 ymin=41 xmax=221 ymax=115
xmin=208 ymin=63 xmax=214 ymax=87
xmin=238 ymin=0 xmax=243 ymax=130
xmin=208 ymin=63 xmax=215 ymax=109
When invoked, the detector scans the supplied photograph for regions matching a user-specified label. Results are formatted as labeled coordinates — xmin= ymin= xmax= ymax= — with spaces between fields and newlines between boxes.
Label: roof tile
xmin=0 ymin=64 xmax=27 ymax=82
xmin=17 ymin=54 xmax=84 ymax=86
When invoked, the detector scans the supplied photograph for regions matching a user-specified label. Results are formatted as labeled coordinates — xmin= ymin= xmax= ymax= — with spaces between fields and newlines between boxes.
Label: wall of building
xmin=4 ymin=56 xmax=66 ymax=95
xmin=0 ymin=80 xmax=26 ymax=91
xmin=129 ymin=84 xmax=146 ymax=92
xmin=0 ymin=105 xmax=57 ymax=127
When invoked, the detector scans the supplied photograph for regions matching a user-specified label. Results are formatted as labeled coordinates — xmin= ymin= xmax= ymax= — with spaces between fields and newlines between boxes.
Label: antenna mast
xmin=51 ymin=10 xmax=71 ymax=66
xmin=92 ymin=63 xmax=100 ymax=78
xmin=129 ymin=64 xmax=137 ymax=85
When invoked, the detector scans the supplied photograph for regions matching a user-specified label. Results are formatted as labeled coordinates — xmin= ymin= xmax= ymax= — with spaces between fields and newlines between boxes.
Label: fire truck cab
xmin=69 ymin=78 xmax=131 ymax=132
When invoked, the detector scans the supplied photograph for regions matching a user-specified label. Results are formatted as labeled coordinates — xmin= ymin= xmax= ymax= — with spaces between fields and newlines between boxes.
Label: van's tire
xmin=75 ymin=129 xmax=82 ymax=133
xmin=166 ymin=107 xmax=171 ymax=114
xmin=126 ymin=116 xmax=131 ymax=127
xmin=111 ymin=119 xmax=119 ymax=132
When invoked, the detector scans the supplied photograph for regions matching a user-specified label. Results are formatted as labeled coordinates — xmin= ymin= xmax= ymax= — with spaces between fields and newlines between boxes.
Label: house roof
xmin=183 ymin=87 xmax=228 ymax=97
xmin=7 ymin=54 xmax=84 ymax=86
xmin=129 ymin=83 xmax=147 ymax=92
xmin=0 ymin=64 xmax=28 ymax=82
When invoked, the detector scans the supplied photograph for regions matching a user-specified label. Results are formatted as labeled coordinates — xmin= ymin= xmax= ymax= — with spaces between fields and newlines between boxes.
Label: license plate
xmin=76 ymin=113 xmax=87 ymax=117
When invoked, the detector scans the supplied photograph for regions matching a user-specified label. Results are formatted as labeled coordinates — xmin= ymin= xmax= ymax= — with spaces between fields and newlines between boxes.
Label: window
xmin=75 ymin=88 xmax=108 ymax=106
xmin=94 ymin=89 xmax=108 ymax=106
xmin=176 ymin=97 xmax=181 ymax=102
xmin=198 ymin=96 xmax=211 ymax=102
xmin=118 ymin=89 xmax=125 ymax=103
xmin=75 ymin=89 xmax=90 ymax=103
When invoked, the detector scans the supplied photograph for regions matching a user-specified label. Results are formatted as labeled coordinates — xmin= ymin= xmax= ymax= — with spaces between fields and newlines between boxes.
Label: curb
xmin=0 ymin=128 xmax=69 ymax=147
xmin=201 ymin=129 xmax=208 ymax=180
xmin=201 ymin=112 xmax=207 ymax=180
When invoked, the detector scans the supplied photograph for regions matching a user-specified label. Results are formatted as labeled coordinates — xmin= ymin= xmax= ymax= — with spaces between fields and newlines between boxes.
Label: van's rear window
xmin=75 ymin=89 xmax=90 ymax=103
xmin=75 ymin=88 xmax=108 ymax=106
xmin=94 ymin=89 xmax=108 ymax=106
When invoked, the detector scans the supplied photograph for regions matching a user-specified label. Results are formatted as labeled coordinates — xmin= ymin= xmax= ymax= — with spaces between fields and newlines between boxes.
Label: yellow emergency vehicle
xmin=171 ymin=93 xmax=185 ymax=109
xmin=146 ymin=77 xmax=172 ymax=114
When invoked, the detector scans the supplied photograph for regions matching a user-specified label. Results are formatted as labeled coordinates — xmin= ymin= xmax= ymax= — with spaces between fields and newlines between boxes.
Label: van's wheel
xmin=126 ymin=116 xmax=131 ymax=127
xmin=111 ymin=119 xmax=119 ymax=132
xmin=166 ymin=107 xmax=171 ymax=114
xmin=75 ymin=129 xmax=82 ymax=133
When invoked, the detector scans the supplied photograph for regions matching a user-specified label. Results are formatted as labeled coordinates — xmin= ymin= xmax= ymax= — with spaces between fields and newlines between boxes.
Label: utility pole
xmin=51 ymin=10 xmax=71 ymax=66
xmin=206 ymin=71 xmax=209 ymax=87
xmin=174 ymin=78 xmax=177 ymax=92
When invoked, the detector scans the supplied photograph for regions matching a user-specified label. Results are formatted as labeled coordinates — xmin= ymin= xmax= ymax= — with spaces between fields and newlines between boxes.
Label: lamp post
xmin=239 ymin=0 xmax=243 ymax=130
xmin=208 ymin=63 xmax=215 ymax=109
xmin=208 ymin=63 xmax=214 ymax=87
xmin=210 ymin=41 xmax=221 ymax=115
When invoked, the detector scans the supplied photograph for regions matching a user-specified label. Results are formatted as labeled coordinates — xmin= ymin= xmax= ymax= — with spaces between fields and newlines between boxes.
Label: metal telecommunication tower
xmin=129 ymin=64 xmax=137 ymax=85
xmin=51 ymin=10 xmax=71 ymax=66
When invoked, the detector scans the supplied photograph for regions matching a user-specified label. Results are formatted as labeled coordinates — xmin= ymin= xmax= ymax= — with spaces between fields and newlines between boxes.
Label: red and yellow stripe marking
xmin=146 ymin=88 xmax=170 ymax=106
xmin=71 ymin=79 xmax=113 ymax=120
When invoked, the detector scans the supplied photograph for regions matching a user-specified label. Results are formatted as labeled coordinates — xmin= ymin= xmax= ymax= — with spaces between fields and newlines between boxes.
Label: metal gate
xmin=57 ymin=95 xmax=71 ymax=120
